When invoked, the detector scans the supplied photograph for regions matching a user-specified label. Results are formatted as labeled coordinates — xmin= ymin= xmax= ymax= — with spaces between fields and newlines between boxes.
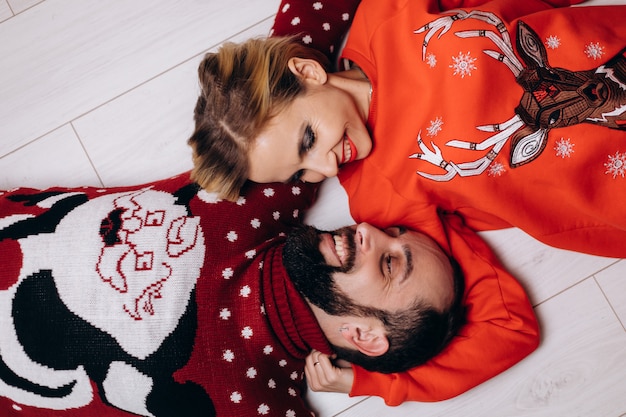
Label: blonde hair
xmin=188 ymin=36 xmax=329 ymax=201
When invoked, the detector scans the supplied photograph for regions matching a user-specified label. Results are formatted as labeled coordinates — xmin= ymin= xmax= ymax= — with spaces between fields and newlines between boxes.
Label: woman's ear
xmin=339 ymin=323 xmax=389 ymax=357
xmin=288 ymin=57 xmax=328 ymax=84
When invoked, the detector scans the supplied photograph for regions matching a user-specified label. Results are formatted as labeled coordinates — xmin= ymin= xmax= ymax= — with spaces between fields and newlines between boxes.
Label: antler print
xmin=411 ymin=10 xmax=626 ymax=181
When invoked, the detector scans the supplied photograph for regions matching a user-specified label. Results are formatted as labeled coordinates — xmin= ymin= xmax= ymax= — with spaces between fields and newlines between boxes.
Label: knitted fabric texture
xmin=0 ymin=172 xmax=331 ymax=417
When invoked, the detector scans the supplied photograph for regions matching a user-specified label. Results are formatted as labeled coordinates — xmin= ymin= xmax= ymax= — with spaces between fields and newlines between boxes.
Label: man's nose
xmin=355 ymin=222 xmax=379 ymax=253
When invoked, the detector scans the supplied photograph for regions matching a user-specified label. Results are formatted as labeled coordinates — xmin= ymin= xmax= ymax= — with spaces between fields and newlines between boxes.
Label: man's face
xmin=283 ymin=223 xmax=454 ymax=316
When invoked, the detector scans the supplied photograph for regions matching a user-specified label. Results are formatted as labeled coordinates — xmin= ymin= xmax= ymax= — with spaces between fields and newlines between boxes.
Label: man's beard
xmin=283 ymin=225 xmax=359 ymax=316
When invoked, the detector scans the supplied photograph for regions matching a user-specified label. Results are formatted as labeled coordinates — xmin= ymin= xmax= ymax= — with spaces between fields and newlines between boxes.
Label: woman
xmin=188 ymin=36 xmax=372 ymax=201
xmin=188 ymin=0 xmax=626 ymax=260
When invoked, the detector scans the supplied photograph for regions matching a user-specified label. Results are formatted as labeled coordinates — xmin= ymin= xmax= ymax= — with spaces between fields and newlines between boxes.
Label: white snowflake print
xmin=555 ymin=138 xmax=575 ymax=158
xmin=240 ymin=285 xmax=252 ymax=297
xmin=222 ymin=267 xmax=234 ymax=279
xmin=313 ymin=2 xmax=323 ymax=10
xmin=273 ymin=211 xmax=280 ymax=220
xmin=292 ymin=186 xmax=301 ymax=195
xmin=282 ymin=3 xmax=290 ymax=13
xmin=230 ymin=391 xmax=242 ymax=403
xmin=291 ymin=16 xmax=300 ymax=26
xmin=236 ymin=196 xmax=246 ymax=206
xmin=260 ymin=304 xmax=266 ymax=314
xmin=286 ymin=411 xmax=296 ymax=417
xmin=226 ymin=230 xmax=238 ymax=242
xmin=604 ymin=151 xmax=626 ymax=178
xmin=263 ymin=345 xmax=273 ymax=355
xmin=293 ymin=209 xmax=299 ymax=218
xmin=279 ymin=359 xmax=288 ymax=367
xmin=219 ymin=308 xmax=231 ymax=320
xmin=258 ymin=261 xmax=264 ymax=270
xmin=263 ymin=188 xmax=275 ymax=197
xmin=197 ymin=190 xmax=222 ymax=204
xmin=545 ymin=35 xmax=561 ymax=50
xmin=323 ymin=22 xmax=331 ymax=31
xmin=245 ymin=249 xmax=257 ymax=259
xmin=426 ymin=117 xmax=443 ymax=137
xmin=223 ymin=349 xmax=235 ymax=362
xmin=488 ymin=161 xmax=506 ymax=177
xmin=584 ymin=42 xmax=605 ymax=60
xmin=258 ymin=404 xmax=270 ymax=415
xmin=302 ymin=34 xmax=313 ymax=45
xmin=290 ymin=371 xmax=299 ymax=380
xmin=426 ymin=53 xmax=437 ymax=68
xmin=268 ymin=379 xmax=276 ymax=389
xmin=288 ymin=387 xmax=297 ymax=397
xmin=251 ymin=218 xmax=261 ymax=229
xmin=450 ymin=51 xmax=477 ymax=78
xmin=342 ymin=13 xmax=350 ymax=21
xmin=241 ymin=326 xmax=254 ymax=339
xmin=246 ymin=367 xmax=257 ymax=379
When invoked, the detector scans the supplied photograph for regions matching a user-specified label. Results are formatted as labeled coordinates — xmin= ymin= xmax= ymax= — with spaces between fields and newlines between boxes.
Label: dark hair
xmin=333 ymin=257 xmax=466 ymax=374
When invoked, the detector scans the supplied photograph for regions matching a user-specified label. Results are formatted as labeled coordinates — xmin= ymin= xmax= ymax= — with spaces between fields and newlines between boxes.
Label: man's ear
xmin=339 ymin=324 xmax=389 ymax=357
xmin=288 ymin=57 xmax=328 ymax=84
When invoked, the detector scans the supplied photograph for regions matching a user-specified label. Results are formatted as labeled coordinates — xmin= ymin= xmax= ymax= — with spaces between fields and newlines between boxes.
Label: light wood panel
xmin=0 ymin=124 xmax=101 ymax=189
xmin=6 ymin=0 xmax=42 ymax=15
xmin=0 ymin=0 xmax=12 ymax=22
xmin=596 ymin=260 xmax=626 ymax=328
xmin=0 ymin=0 xmax=277 ymax=157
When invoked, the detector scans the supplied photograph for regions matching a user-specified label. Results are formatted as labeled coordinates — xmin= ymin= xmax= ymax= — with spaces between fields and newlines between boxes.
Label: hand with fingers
xmin=304 ymin=350 xmax=354 ymax=393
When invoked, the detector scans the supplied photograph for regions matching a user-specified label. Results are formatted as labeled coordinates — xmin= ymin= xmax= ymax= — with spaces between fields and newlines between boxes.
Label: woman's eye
xmin=301 ymin=125 xmax=316 ymax=153
xmin=289 ymin=169 xmax=305 ymax=183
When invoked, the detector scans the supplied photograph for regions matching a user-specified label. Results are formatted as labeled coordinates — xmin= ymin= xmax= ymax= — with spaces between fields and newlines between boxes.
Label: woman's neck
xmin=328 ymin=68 xmax=372 ymax=120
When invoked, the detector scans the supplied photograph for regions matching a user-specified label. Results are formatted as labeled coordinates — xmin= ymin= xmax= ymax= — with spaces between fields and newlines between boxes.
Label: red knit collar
xmin=262 ymin=241 xmax=333 ymax=359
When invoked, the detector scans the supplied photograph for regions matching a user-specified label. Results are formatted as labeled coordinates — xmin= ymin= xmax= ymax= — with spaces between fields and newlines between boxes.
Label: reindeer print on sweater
xmin=338 ymin=0 xmax=626 ymax=257
xmin=410 ymin=10 xmax=626 ymax=181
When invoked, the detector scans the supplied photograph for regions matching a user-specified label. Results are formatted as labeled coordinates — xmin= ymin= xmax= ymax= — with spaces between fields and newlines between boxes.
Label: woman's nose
xmin=318 ymin=154 xmax=339 ymax=177
xmin=301 ymin=158 xmax=339 ymax=183
xmin=318 ymin=149 xmax=340 ymax=175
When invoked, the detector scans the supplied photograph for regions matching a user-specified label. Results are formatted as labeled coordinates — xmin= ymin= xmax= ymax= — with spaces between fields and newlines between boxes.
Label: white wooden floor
xmin=0 ymin=1 xmax=624 ymax=416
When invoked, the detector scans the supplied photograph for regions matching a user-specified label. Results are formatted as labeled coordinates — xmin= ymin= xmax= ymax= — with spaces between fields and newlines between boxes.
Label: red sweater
xmin=340 ymin=0 xmax=626 ymax=258
xmin=0 ymin=173 xmax=332 ymax=417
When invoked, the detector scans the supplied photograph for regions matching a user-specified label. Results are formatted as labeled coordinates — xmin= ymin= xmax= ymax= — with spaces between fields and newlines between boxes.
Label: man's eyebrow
xmin=401 ymin=244 xmax=413 ymax=284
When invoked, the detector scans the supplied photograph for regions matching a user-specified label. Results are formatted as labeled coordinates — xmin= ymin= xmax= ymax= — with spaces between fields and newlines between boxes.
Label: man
xmin=0 ymin=173 xmax=467 ymax=417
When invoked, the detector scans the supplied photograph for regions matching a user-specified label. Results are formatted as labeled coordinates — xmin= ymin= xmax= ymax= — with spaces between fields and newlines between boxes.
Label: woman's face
xmin=248 ymin=78 xmax=372 ymax=184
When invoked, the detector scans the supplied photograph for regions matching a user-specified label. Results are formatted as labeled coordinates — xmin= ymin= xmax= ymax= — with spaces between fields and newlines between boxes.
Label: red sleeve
xmin=349 ymin=214 xmax=539 ymax=404
xmin=270 ymin=0 xmax=361 ymax=67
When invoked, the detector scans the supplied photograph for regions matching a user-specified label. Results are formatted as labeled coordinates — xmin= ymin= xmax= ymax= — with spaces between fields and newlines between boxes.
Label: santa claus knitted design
xmin=0 ymin=173 xmax=330 ymax=417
